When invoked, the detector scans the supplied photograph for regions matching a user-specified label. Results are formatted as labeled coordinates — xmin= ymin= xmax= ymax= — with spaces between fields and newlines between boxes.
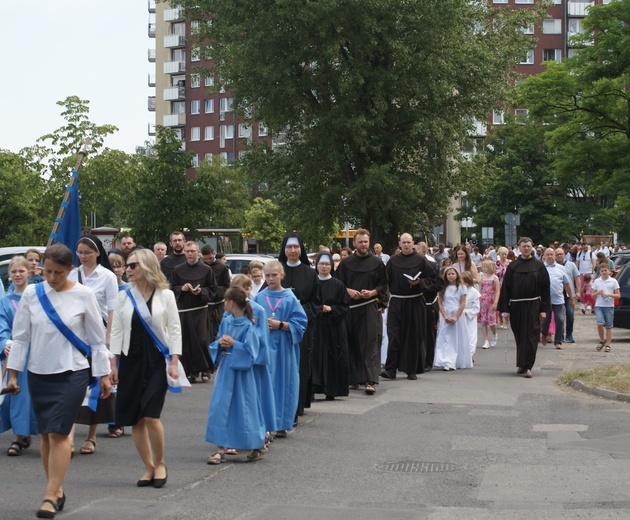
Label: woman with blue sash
xmin=0 ymin=256 xmax=38 ymax=456
xmin=110 ymin=249 xmax=182 ymax=489
xmin=5 ymin=244 xmax=112 ymax=519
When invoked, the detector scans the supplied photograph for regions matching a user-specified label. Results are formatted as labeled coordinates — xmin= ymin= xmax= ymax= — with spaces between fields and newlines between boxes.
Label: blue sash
xmin=35 ymin=283 xmax=99 ymax=411
xmin=126 ymin=289 xmax=182 ymax=393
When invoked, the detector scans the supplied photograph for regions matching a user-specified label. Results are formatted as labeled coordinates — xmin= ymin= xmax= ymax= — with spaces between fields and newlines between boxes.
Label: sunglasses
xmin=126 ymin=262 xmax=140 ymax=270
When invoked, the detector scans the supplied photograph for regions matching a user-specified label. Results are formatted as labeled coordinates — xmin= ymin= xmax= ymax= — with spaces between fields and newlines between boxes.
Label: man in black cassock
xmin=336 ymin=229 xmax=388 ymax=395
xmin=416 ymin=242 xmax=441 ymax=372
xmin=278 ymin=233 xmax=319 ymax=418
xmin=201 ymin=244 xmax=231 ymax=342
xmin=160 ymin=231 xmax=187 ymax=283
xmin=381 ymin=234 xmax=443 ymax=380
xmin=171 ymin=241 xmax=217 ymax=383
xmin=497 ymin=237 xmax=550 ymax=378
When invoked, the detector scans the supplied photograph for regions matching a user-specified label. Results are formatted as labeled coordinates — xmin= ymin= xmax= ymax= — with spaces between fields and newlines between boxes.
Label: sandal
xmin=187 ymin=374 xmax=197 ymax=384
xmin=365 ymin=384 xmax=376 ymax=395
xmin=107 ymin=426 xmax=124 ymax=438
xmin=275 ymin=430 xmax=288 ymax=439
xmin=243 ymin=449 xmax=263 ymax=463
xmin=604 ymin=345 xmax=611 ymax=352
xmin=200 ymin=372 xmax=211 ymax=383
xmin=596 ymin=342 xmax=605 ymax=351
xmin=7 ymin=442 xmax=24 ymax=456
xmin=225 ymin=448 xmax=238 ymax=455
xmin=79 ymin=439 xmax=96 ymax=455
xmin=207 ymin=451 xmax=225 ymax=465
xmin=349 ymin=384 xmax=359 ymax=390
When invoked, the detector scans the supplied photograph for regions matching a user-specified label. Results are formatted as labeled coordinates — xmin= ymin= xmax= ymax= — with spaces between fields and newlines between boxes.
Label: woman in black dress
xmin=110 ymin=249 xmax=182 ymax=488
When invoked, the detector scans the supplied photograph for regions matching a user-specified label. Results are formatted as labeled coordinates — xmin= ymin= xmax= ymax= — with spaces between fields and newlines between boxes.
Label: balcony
xmin=164 ymin=61 xmax=186 ymax=74
xmin=164 ymin=86 xmax=186 ymax=101
xmin=567 ymin=1 xmax=593 ymax=17
xmin=164 ymin=34 xmax=186 ymax=48
xmin=148 ymin=96 xmax=156 ymax=112
xmin=148 ymin=23 xmax=156 ymax=38
xmin=148 ymin=123 xmax=156 ymax=136
xmin=148 ymin=0 xmax=156 ymax=13
xmin=148 ymin=48 xmax=156 ymax=63
xmin=163 ymin=113 xmax=186 ymax=127
xmin=148 ymin=74 xmax=156 ymax=87
xmin=164 ymin=8 xmax=184 ymax=22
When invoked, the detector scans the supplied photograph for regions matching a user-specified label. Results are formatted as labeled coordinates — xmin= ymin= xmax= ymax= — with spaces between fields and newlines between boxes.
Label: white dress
xmin=464 ymin=286 xmax=480 ymax=357
xmin=433 ymin=285 xmax=472 ymax=370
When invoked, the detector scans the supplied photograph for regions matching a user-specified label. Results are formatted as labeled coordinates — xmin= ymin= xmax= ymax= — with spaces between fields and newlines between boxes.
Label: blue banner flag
xmin=50 ymin=170 xmax=81 ymax=265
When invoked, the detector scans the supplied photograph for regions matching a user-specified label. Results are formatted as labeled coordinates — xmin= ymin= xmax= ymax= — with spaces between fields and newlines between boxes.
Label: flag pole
xmin=46 ymin=142 xmax=89 ymax=247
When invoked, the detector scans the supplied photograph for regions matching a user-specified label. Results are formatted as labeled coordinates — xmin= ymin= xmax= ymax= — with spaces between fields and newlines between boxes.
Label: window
xmin=204 ymin=126 xmax=214 ymax=140
xmin=515 ymin=0 xmax=534 ymax=3
xmin=238 ymin=124 xmax=252 ymax=138
xmin=204 ymin=76 xmax=214 ymax=87
xmin=190 ymin=100 xmax=200 ymax=114
xmin=543 ymin=19 xmax=562 ymax=34
xmin=492 ymin=110 xmax=504 ymax=125
xmin=191 ymin=154 xmax=199 ymax=168
xmin=190 ymin=74 xmax=200 ymax=88
xmin=219 ymin=97 xmax=233 ymax=113
xmin=543 ymin=48 xmax=562 ymax=62
xmin=172 ymin=101 xmax=185 ymax=114
xmin=172 ymin=48 xmax=185 ymax=62
xmin=204 ymin=99 xmax=214 ymax=114
xmin=520 ymin=49 xmax=534 ymax=65
xmin=191 ymin=47 xmax=200 ymax=61
xmin=172 ymin=22 xmax=185 ymax=36
xmin=204 ymin=153 xmax=213 ymax=163
xmin=220 ymin=125 xmax=234 ymax=139
xmin=521 ymin=24 xmax=534 ymax=35
xmin=190 ymin=127 xmax=200 ymax=141
xmin=258 ymin=123 xmax=268 ymax=137
xmin=220 ymin=152 xmax=235 ymax=164
xmin=568 ymin=19 xmax=584 ymax=35
xmin=190 ymin=21 xmax=199 ymax=33
xmin=515 ymin=109 xmax=529 ymax=121
xmin=493 ymin=0 xmax=507 ymax=3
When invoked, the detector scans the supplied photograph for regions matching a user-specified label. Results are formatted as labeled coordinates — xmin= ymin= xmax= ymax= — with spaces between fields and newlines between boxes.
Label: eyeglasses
xmin=126 ymin=262 xmax=139 ymax=270
xmin=184 ymin=249 xmax=199 ymax=254
xmin=318 ymin=262 xmax=331 ymax=266
xmin=76 ymin=250 xmax=96 ymax=256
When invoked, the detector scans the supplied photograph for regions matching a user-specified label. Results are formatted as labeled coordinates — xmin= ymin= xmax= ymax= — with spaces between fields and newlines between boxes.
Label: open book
xmin=403 ymin=272 xmax=422 ymax=281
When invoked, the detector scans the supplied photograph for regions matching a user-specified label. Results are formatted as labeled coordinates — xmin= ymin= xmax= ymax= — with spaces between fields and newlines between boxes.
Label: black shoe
xmin=153 ymin=468 xmax=167 ymax=488
xmin=424 ymin=366 xmax=433 ymax=372
xmin=325 ymin=395 xmax=335 ymax=401
xmin=406 ymin=373 xmax=417 ymax=380
xmin=56 ymin=493 xmax=66 ymax=511
xmin=137 ymin=478 xmax=154 ymax=487
xmin=380 ymin=370 xmax=396 ymax=379
xmin=36 ymin=500 xmax=57 ymax=519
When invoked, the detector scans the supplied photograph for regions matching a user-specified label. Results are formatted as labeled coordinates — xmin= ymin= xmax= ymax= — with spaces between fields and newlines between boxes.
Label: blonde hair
xmin=264 ymin=259 xmax=285 ymax=276
xmin=9 ymin=255 xmax=30 ymax=272
xmin=497 ymin=246 xmax=508 ymax=256
xmin=231 ymin=274 xmax=253 ymax=289
xmin=127 ymin=249 xmax=169 ymax=290
xmin=460 ymin=271 xmax=474 ymax=286
xmin=249 ymin=260 xmax=264 ymax=270
xmin=108 ymin=253 xmax=125 ymax=267
xmin=481 ymin=260 xmax=495 ymax=274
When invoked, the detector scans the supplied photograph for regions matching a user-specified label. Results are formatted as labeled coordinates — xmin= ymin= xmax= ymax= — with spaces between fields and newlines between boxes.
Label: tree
xmin=122 ymin=126 xmax=221 ymax=244
xmin=179 ymin=0 xmax=543 ymax=250
xmin=0 ymin=150 xmax=50 ymax=246
xmin=520 ymin=0 xmax=630 ymax=241
xmin=241 ymin=198 xmax=286 ymax=253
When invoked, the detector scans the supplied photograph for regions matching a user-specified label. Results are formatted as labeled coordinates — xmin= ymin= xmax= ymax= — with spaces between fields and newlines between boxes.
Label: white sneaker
xmin=490 ymin=335 xmax=498 ymax=347
xmin=482 ymin=340 xmax=490 ymax=349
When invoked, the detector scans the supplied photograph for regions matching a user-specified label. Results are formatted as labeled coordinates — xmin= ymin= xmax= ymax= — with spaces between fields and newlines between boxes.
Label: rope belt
xmin=509 ymin=296 xmax=541 ymax=303
xmin=390 ymin=293 xmax=423 ymax=299
xmin=178 ymin=305 xmax=209 ymax=313
xmin=207 ymin=299 xmax=225 ymax=306
xmin=426 ymin=295 xmax=438 ymax=305
xmin=349 ymin=298 xmax=378 ymax=309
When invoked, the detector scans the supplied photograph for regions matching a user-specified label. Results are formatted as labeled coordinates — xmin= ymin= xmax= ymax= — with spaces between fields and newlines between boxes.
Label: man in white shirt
xmin=470 ymin=247 xmax=483 ymax=268
xmin=541 ymin=248 xmax=574 ymax=350
xmin=373 ymin=243 xmax=390 ymax=265
xmin=555 ymin=248 xmax=581 ymax=344
xmin=576 ymin=244 xmax=595 ymax=284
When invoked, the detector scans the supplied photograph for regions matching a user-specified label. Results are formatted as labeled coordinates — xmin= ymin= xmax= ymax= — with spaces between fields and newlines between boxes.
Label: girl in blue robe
xmin=253 ymin=260 xmax=307 ymax=438
xmin=0 ymin=257 xmax=38 ymax=455
xmin=206 ymin=287 xmax=266 ymax=463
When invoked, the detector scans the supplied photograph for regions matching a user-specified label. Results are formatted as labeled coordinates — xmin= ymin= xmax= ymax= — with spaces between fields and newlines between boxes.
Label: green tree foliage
xmin=0 ymin=151 xmax=49 ymax=246
xmin=520 ymin=0 xmax=630 ymax=240
xmin=123 ymin=126 xmax=220 ymax=244
xmin=178 ymin=0 xmax=542 ymax=249
xmin=241 ymin=198 xmax=286 ymax=253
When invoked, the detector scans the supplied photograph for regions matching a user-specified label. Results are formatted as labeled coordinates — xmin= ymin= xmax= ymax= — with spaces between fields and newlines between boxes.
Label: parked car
xmin=224 ymin=254 xmax=275 ymax=275
xmin=610 ymin=251 xmax=630 ymax=277
xmin=0 ymin=246 xmax=47 ymax=291
xmin=613 ymin=263 xmax=630 ymax=329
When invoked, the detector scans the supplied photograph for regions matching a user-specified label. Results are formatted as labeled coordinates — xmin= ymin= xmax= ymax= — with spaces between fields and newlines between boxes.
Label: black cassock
xmin=282 ymin=263 xmax=319 ymax=416
xmin=497 ymin=256 xmax=550 ymax=371
xmin=312 ymin=277 xmax=351 ymax=398
xmin=171 ymin=261 xmax=217 ymax=376
xmin=160 ymin=253 xmax=186 ymax=284
xmin=336 ymin=253 xmax=388 ymax=385
xmin=384 ymin=251 xmax=443 ymax=375
xmin=422 ymin=256 xmax=441 ymax=370
xmin=208 ymin=260 xmax=231 ymax=341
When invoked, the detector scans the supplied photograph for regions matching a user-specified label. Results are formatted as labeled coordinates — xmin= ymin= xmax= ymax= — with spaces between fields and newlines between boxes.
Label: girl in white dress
xmin=433 ymin=267 xmax=472 ymax=371
xmin=461 ymin=271 xmax=480 ymax=359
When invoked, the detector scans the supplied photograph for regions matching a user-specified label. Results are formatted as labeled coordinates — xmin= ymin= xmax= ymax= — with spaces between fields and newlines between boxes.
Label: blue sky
xmin=1 ymin=1 xmax=152 ymax=154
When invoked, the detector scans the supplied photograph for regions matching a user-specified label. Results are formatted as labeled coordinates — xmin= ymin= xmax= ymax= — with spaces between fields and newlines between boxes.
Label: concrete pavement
xmin=1 ymin=310 xmax=629 ymax=519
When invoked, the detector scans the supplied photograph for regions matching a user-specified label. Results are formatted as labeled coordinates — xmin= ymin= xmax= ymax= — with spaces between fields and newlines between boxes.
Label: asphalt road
xmin=1 ymin=310 xmax=629 ymax=519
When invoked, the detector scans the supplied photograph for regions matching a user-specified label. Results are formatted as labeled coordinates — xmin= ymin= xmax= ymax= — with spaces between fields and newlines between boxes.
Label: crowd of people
xmin=0 ymin=230 xmax=623 ymax=518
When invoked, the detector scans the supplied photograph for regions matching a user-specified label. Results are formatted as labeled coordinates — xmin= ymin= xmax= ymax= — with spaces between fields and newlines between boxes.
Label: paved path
xmin=1 ymin=311 xmax=629 ymax=519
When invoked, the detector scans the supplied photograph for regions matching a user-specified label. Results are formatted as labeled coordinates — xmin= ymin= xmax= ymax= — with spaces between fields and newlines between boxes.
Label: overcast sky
xmin=1 ymin=1 xmax=152 ymax=155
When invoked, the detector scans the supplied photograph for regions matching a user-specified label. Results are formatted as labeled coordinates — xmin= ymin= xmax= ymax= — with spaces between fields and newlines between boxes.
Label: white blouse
xmin=69 ymin=264 xmax=118 ymax=322
xmin=7 ymin=282 xmax=112 ymax=376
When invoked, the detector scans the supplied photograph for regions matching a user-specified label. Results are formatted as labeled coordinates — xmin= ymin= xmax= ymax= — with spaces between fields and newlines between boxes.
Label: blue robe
xmin=253 ymin=288 xmax=307 ymax=431
xmin=250 ymin=300 xmax=277 ymax=432
xmin=0 ymin=293 xmax=38 ymax=436
xmin=206 ymin=316 xmax=265 ymax=449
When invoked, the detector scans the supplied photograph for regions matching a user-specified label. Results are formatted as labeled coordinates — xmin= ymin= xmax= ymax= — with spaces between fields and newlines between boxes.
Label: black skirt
xmin=116 ymin=296 xmax=168 ymax=426
xmin=28 ymin=369 xmax=90 ymax=435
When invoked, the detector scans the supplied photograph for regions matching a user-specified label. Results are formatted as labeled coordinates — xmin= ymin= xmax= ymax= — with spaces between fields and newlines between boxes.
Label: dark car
xmin=613 ymin=264 xmax=630 ymax=329
xmin=610 ymin=251 xmax=630 ymax=277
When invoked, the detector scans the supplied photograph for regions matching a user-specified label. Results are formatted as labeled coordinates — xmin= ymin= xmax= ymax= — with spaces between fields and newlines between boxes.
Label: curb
xmin=570 ymin=379 xmax=630 ymax=403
